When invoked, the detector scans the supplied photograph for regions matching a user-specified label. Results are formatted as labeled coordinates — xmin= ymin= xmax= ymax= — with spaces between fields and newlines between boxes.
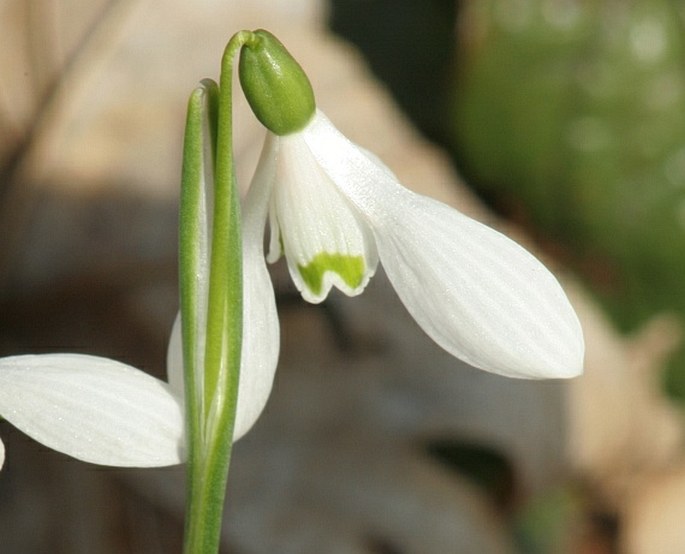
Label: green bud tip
xmin=239 ymin=29 xmax=316 ymax=136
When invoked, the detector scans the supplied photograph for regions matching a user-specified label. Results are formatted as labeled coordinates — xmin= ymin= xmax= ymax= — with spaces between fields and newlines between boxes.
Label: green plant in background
xmin=452 ymin=0 xmax=685 ymax=397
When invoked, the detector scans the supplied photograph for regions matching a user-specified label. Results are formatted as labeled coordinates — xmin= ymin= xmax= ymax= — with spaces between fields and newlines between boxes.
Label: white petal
xmin=235 ymin=136 xmax=281 ymax=438
xmin=304 ymin=111 xmax=584 ymax=378
xmin=0 ymin=354 xmax=185 ymax=466
xmin=0 ymin=436 xmax=4 ymax=470
xmin=269 ymin=131 xmax=378 ymax=303
xmin=375 ymin=194 xmax=583 ymax=378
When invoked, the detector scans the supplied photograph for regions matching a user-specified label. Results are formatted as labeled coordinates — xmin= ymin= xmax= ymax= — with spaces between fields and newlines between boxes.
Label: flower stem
xmin=180 ymin=31 xmax=253 ymax=554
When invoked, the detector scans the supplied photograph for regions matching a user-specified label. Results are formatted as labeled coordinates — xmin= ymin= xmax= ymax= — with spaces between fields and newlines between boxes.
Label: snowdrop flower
xmin=0 ymin=31 xmax=585 ymax=471
xmin=174 ymin=29 xmax=586 ymax=442
xmin=223 ymin=30 xmax=585 ymax=436
xmin=173 ymin=29 xmax=586 ymax=445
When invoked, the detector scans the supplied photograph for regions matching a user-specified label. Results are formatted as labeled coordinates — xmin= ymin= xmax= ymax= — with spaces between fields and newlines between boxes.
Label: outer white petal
xmin=376 ymin=194 xmax=584 ymax=378
xmin=0 ymin=436 xmax=4 ymax=470
xmin=167 ymin=134 xmax=281 ymax=440
xmin=0 ymin=354 xmax=184 ymax=466
xmin=268 ymin=132 xmax=378 ymax=303
xmin=304 ymin=111 xmax=584 ymax=379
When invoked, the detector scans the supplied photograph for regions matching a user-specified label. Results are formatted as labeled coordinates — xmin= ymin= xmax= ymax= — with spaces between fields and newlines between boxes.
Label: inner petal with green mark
xmin=298 ymin=253 xmax=366 ymax=298
xmin=268 ymin=132 xmax=378 ymax=303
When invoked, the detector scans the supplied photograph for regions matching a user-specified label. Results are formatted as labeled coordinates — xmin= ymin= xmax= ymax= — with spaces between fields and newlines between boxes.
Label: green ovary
xmin=298 ymin=253 xmax=365 ymax=295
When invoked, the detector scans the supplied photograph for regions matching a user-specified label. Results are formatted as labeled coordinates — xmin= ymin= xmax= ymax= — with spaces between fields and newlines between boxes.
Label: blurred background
xmin=2 ymin=0 xmax=685 ymax=552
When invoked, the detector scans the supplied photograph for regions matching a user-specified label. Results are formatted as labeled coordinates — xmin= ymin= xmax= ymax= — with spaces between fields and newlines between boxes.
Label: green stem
xmin=181 ymin=30 xmax=253 ymax=554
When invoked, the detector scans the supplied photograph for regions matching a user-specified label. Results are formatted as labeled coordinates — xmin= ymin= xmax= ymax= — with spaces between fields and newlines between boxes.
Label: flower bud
xmin=239 ymin=30 xmax=316 ymax=136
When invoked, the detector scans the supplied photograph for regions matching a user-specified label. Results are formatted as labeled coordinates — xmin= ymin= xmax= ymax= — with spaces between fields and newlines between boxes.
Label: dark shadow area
xmin=329 ymin=0 xmax=458 ymax=145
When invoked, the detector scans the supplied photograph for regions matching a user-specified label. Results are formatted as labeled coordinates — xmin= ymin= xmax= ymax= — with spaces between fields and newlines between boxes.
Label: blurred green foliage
xmin=452 ymin=0 xmax=685 ymax=395
xmin=331 ymin=1 xmax=685 ymax=395
xmin=454 ymin=1 xmax=684 ymax=322
xmin=514 ymin=484 xmax=587 ymax=554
